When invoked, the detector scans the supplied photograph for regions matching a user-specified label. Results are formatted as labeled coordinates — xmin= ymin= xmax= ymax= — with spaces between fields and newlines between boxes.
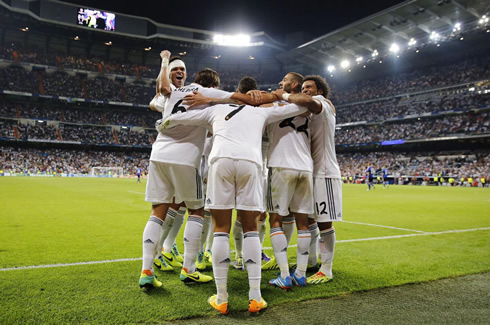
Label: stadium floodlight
xmin=389 ymin=43 xmax=400 ymax=54
xmin=371 ymin=49 xmax=379 ymax=58
xmin=213 ymin=33 xmax=251 ymax=46
xmin=356 ymin=56 xmax=363 ymax=63
xmin=429 ymin=31 xmax=440 ymax=41
xmin=327 ymin=65 xmax=336 ymax=73
xmin=453 ymin=22 xmax=462 ymax=32
xmin=340 ymin=60 xmax=350 ymax=69
xmin=408 ymin=38 xmax=416 ymax=47
xmin=479 ymin=15 xmax=489 ymax=25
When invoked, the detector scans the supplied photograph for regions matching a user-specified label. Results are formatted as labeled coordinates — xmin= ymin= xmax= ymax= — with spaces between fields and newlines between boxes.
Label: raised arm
xmin=156 ymin=50 xmax=172 ymax=96
xmin=272 ymin=89 xmax=322 ymax=114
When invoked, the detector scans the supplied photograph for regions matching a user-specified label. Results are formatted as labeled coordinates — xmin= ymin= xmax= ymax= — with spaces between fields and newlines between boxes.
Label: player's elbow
xmin=159 ymin=85 xmax=172 ymax=96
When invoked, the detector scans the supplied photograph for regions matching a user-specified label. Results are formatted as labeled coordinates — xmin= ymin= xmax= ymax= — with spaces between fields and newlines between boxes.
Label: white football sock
xmin=295 ymin=230 xmax=311 ymax=278
xmin=200 ymin=215 xmax=211 ymax=253
xmin=282 ymin=216 xmax=295 ymax=245
xmin=156 ymin=208 xmax=176 ymax=257
xmin=163 ymin=207 xmax=185 ymax=253
xmin=319 ymin=228 xmax=335 ymax=278
xmin=243 ymin=231 xmax=262 ymax=301
xmin=212 ymin=232 xmax=230 ymax=304
xmin=270 ymin=227 xmax=289 ymax=278
xmin=182 ymin=215 xmax=203 ymax=273
xmin=233 ymin=220 xmax=243 ymax=259
xmin=308 ymin=223 xmax=320 ymax=266
xmin=204 ymin=210 xmax=214 ymax=251
xmin=258 ymin=219 xmax=267 ymax=245
xmin=142 ymin=216 xmax=165 ymax=273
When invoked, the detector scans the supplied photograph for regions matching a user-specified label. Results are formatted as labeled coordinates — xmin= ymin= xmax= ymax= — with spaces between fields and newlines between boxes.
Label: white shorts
xmin=206 ymin=158 xmax=264 ymax=211
xmin=266 ymin=167 xmax=314 ymax=216
xmin=312 ymin=177 xmax=342 ymax=222
xmin=145 ymin=160 xmax=204 ymax=210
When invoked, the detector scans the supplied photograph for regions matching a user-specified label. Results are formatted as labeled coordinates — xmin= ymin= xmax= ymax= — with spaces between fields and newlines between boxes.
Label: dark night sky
xmin=63 ymin=0 xmax=407 ymax=41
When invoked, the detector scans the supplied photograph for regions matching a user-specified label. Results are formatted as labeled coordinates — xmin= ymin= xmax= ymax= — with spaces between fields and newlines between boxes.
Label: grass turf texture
xmin=0 ymin=178 xmax=489 ymax=323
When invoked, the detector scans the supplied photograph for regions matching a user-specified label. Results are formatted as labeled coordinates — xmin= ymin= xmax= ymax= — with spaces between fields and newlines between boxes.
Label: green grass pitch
xmin=0 ymin=177 xmax=489 ymax=323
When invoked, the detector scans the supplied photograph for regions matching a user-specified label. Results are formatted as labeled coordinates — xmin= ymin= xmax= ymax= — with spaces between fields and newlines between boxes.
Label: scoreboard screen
xmin=77 ymin=8 xmax=115 ymax=31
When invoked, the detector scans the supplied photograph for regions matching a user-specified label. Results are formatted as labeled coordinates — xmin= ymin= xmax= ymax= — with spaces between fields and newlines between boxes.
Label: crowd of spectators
xmin=337 ymin=151 xmax=489 ymax=184
xmin=0 ymin=146 xmax=149 ymax=175
xmin=60 ymin=124 xmax=116 ymax=144
xmin=330 ymin=56 xmax=490 ymax=105
xmin=16 ymin=122 xmax=58 ymax=141
xmin=336 ymin=111 xmax=489 ymax=145
xmin=1 ymin=145 xmax=487 ymax=184
xmin=336 ymin=91 xmax=490 ymax=124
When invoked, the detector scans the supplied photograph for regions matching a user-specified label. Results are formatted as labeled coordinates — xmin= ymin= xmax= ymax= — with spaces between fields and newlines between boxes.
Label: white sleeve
xmin=265 ymin=103 xmax=308 ymax=124
xmin=201 ymin=88 xmax=233 ymax=99
xmin=157 ymin=108 xmax=213 ymax=131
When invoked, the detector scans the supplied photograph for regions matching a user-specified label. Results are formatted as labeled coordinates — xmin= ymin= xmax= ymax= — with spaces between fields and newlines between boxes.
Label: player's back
xmin=207 ymin=104 xmax=269 ymax=167
xmin=310 ymin=95 xmax=341 ymax=178
xmin=151 ymin=83 xmax=231 ymax=168
xmin=267 ymin=102 xmax=312 ymax=172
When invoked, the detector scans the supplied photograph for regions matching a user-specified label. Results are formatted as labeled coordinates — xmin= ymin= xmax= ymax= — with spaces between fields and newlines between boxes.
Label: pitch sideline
xmin=1 ymin=227 xmax=489 ymax=272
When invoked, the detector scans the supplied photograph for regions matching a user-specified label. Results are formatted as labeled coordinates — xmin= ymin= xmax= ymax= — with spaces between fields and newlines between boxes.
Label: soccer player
xmin=136 ymin=167 xmax=142 ymax=183
xmin=264 ymin=72 xmax=314 ymax=290
xmin=149 ymin=53 xmax=188 ymax=273
xmin=196 ymin=133 xmax=214 ymax=271
xmin=366 ymin=165 xmax=375 ymax=191
xmin=140 ymin=52 xmax=244 ymax=288
xmin=228 ymin=76 xmax=271 ymax=271
xmin=274 ymin=75 xmax=342 ymax=284
xmin=382 ymin=166 xmax=389 ymax=188
xmin=157 ymin=99 xmax=308 ymax=314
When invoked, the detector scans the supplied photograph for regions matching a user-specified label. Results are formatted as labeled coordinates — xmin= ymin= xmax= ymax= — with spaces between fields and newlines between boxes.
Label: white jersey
xmin=160 ymin=103 xmax=307 ymax=167
xmin=150 ymin=83 xmax=232 ymax=168
xmin=267 ymin=102 xmax=313 ymax=172
xmin=310 ymin=95 xmax=341 ymax=178
xmin=148 ymin=84 xmax=176 ymax=115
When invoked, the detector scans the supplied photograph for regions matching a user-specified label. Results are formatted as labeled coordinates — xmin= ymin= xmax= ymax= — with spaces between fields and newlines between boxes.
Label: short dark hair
xmin=169 ymin=56 xmax=184 ymax=65
xmin=288 ymin=72 xmax=304 ymax=93
xmin=237 ymin=76 xmax=258 ymax=94
xmin=303 ymin=75 xmax=331 ymax=98
xmin=193 ymin=68 xmax=220 ymax=88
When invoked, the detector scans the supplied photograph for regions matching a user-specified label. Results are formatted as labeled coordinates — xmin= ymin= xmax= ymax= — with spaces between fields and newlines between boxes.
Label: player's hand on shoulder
xmin=183 ymin=91 xmax=210 ymax=109
xmin=246 ymin=90 xmax=264 ymax=104
xmin=272 ymin=89 xmax=285 ymax=101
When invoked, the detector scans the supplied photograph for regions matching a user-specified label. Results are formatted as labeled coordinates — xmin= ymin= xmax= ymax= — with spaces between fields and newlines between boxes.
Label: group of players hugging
xmin=138 ymin=50 xmax=342 ymax=314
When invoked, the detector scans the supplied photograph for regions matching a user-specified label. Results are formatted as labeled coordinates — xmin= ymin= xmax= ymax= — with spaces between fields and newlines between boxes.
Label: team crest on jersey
xmin=206 ymin=198 xmax=212 ymax=204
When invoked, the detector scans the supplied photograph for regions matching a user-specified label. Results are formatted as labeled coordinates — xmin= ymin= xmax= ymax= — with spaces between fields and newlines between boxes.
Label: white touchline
xmin=0 ymin=258 xmax=141 ymax=271
xmin=341 ymin=220 xmax=427 ymax=233
xmin=1 ymin=227 xmax=489 ymax=272
xmin=127 ymin=191 xmax=145 ymax=195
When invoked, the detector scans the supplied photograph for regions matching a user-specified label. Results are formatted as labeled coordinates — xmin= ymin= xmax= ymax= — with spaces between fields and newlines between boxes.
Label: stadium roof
xmin=277 ymin=0 xmax=490 ymax=69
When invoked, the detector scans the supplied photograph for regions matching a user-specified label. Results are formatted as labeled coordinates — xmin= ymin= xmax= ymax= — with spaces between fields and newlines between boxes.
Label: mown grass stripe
xmin=2 ymin=227 xmax=488 ymax=272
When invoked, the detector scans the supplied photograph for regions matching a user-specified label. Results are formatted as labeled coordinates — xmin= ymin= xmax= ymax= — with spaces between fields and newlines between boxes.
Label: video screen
xmin=77 ymin=8 xmax=115 ymax=31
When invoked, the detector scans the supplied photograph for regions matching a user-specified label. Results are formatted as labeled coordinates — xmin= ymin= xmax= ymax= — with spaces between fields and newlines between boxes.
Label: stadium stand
xmin=0 ymin=0 xmax=488 ymax=183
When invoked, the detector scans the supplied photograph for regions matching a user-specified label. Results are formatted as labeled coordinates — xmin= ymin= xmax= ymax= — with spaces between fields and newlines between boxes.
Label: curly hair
xmin=303 ymin=75 xmax=331 ymax=98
